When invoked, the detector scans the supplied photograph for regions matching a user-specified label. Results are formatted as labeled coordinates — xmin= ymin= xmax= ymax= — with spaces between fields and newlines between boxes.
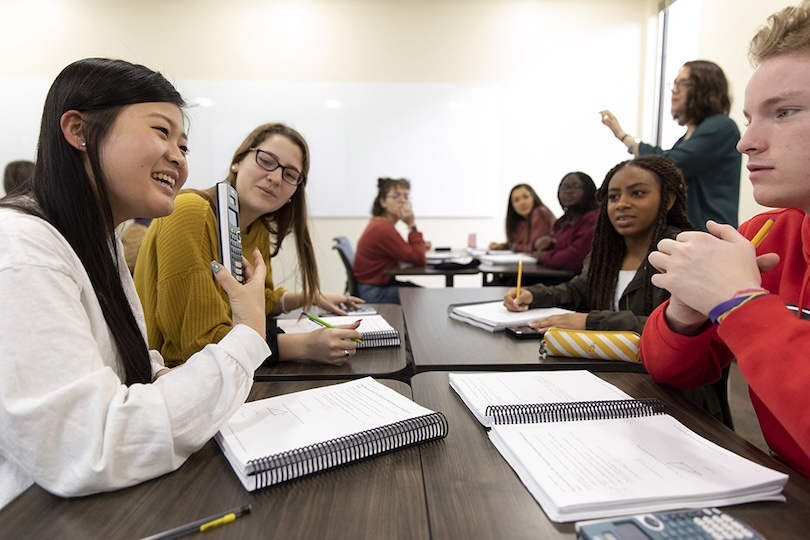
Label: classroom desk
xmin=400 ymin=287 xmax=646 ymax=373
xmin=384 ymin=264 xmax=480 ymax=287
xmin=0 ymin=379 xmax=429 ymax=540
xmin=411 ymin=371 xmax=810 ymax=540
xmin=254 ymin=304 xmax=410 ymax=382
xmin=479 ymin=261 xmax=574 ymax=286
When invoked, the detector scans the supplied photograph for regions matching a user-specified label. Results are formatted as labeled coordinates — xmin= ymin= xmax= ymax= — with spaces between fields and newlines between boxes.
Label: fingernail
xmin=210 ymin=260 xmax=222 ymax=273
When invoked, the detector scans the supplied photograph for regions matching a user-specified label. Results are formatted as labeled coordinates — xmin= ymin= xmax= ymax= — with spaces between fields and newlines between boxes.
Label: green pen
xmin=302 ymin=311 xmax=363 ymax=344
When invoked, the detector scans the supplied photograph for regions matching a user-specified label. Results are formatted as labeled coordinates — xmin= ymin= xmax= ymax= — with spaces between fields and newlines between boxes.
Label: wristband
xmin=708 ymin=290 xmax=770 ymax=325
xmin=621 ymin=134 xmax=632 ymax=143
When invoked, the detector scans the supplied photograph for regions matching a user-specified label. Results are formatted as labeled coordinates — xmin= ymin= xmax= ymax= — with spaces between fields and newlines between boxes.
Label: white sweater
xmin=0 ymin=208 xmax=270 ymax=509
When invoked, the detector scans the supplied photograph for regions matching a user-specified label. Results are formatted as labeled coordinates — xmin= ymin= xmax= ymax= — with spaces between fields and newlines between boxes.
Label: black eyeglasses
xmin=249 ymin=148 xmax=305 ymax=186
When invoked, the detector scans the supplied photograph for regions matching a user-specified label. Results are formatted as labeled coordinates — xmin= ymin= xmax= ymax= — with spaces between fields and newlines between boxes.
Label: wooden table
xmin=254 ymin=304 xmax=410 ymax=382
xmin=0 ymin=380 xmax=429 ymax=540
xmin=411 ymin=371 xmax=810 ymax=540
xmin=384 ymin=264 xmax=480 ymax=287
xmin=400 ymin=287 xmax=646 ymax=373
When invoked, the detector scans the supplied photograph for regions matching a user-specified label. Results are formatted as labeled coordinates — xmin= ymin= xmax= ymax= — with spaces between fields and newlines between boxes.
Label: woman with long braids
xmin=503 ymin=155 xmax=692 ymax=334
xmin=0 ymin=58 xmax=269 ymax=508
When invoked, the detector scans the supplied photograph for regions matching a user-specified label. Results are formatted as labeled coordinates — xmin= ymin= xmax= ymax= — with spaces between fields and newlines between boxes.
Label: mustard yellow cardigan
xmin=134 ymin=191 xmax=284 ymax=365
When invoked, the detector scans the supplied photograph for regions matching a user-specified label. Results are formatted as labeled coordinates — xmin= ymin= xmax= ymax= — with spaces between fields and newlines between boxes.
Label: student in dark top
xmin=600 ymin=60 xmax=741 ymax=231
xmin=533 ymin=172 xmax=598 ymax=273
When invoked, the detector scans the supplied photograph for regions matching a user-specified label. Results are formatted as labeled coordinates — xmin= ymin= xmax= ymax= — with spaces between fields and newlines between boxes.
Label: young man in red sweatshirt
xmin=640 ymin=1 xmax=810 ymax=477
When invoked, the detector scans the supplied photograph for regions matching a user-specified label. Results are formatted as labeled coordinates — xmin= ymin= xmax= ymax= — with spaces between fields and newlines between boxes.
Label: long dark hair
xmin=0 ymin=58 xmax=185 ymax=385
xmin=225 ymin=123 xmax=319 ymax=310
xmin=504 ymin=183 xmax=546 ymax=244
xmin=587 ymin=155 xmax=692 ymax=312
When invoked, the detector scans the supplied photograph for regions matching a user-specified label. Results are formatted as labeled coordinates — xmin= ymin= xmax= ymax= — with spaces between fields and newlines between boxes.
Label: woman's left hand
xmin=528 ymin=312 xmax=588 ymax=332
xmin=317 ymin=292 xmax=365 ymax=316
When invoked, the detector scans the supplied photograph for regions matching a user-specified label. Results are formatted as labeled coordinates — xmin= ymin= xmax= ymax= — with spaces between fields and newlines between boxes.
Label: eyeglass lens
xmin=252 ymin=148 xmax=303 ymax=185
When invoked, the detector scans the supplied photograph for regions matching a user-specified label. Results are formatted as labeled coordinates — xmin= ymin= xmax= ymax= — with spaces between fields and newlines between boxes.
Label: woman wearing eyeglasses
xmin=353 ymin=177 xmax=431 ymax=304
xmin=134 ymin=123 xmax=364 ymax=367
xmin=599 ymin=60 xmax=741 ymax=232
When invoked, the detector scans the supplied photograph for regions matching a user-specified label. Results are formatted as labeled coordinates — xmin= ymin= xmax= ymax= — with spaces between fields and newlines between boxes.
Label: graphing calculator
xmin=576 ymin=508 xmax=764 ymax=540
xmin=216 ymin=181 xmax=243 ymax=283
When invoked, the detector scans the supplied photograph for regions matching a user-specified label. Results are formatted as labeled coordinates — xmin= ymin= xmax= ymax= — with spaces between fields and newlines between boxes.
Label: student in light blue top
xmin=600 ymin=60 xmax=741 ymax=231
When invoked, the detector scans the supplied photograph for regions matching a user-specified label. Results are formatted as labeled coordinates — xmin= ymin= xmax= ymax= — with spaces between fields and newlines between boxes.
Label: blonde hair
xmin=750 ymin=1 xmax=810 ymax=66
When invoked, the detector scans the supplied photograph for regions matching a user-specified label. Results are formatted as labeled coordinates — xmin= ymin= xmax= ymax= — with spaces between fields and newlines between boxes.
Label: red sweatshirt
xmin=640 ymin=208 xmax=810 ymax=476
xmin=353 ymin=217 xmax=427 ymax=285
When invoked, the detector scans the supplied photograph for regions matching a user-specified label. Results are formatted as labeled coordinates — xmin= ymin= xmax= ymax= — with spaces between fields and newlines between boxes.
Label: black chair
xmin=333 ymin=236 xmax=359 ymax=297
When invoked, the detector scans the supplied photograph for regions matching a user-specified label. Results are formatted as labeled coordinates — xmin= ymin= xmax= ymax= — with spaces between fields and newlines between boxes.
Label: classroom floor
xmin=728 ymin=360 xmax=768 ymax=453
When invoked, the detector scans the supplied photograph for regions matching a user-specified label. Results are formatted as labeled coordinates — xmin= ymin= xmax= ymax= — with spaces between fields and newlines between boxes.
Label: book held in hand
xmin=216 ymin=377 xmax=448 ymax=491
xmin=276 ymin=314 xmax=400 ymax=348
xmin=449 ymin=371 xmax=788 ymax=523
xmin=448 ymin=300 xmax=573 ymax=332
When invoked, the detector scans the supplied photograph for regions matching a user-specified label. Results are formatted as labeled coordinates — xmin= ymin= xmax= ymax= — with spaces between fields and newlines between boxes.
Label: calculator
xmin=576 ymin=508 xmax=764 ymax=540
xmin=216 ymin=181 xmax=244 ymax=284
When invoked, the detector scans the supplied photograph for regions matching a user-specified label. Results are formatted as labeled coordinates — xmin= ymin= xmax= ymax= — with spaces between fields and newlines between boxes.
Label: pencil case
xmin=540 ymin=328 xmax=640 ymax=363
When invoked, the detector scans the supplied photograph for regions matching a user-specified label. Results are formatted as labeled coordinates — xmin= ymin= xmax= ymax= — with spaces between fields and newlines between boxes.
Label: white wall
xmin=0 ymin=0 xmax=794 ymax=294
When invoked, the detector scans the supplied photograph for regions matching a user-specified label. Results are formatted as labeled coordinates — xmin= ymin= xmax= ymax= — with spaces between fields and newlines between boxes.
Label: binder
xmin=449 ymin=372 xmax=788 ymax=523
xmin=216 ymin=378 xmax=448 ymax=491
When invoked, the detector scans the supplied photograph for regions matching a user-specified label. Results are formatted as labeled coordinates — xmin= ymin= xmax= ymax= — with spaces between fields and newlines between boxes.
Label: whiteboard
xmin=0 ymin=76 xmax=499 ymax=217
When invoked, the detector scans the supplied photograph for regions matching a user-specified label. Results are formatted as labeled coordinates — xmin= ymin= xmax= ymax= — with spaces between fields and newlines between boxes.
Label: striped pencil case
xmin=540 ymin=328 xmax=640 ymax=363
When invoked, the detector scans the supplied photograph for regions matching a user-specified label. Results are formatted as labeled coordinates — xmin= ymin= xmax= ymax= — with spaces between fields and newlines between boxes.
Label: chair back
xmin=332 ymin=236 xmax=359 ymax=296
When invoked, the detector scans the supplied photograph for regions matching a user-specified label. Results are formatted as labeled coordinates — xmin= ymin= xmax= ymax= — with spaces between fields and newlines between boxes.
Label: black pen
xmin=140 ymin=504 xmax=251 ymax=540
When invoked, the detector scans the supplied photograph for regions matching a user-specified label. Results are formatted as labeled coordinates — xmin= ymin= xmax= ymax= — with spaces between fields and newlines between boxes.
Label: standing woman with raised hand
xmin=600 ymin=60 xmax=741 ymax=231
xmin=0 ymin=58 xmax=269 ymax=509
xmin=135 ymin=123 xmax=364 ymax=367
xmin=489 ymin=183 xmax=556 ymax=253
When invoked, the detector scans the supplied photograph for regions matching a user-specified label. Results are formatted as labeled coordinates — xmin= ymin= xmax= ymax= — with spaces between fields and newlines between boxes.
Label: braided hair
xmin=587 ymin=155 xmax=692 ymax=313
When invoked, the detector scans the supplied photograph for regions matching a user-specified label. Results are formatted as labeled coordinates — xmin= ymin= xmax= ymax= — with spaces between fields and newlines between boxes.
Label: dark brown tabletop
xmin=411 ymin=371 xmax=810 ymax=540
xmin=400 ymin=287 xmax=646 ymax=373
xmin=254 ymin=304 xmax=410 ymax=382
xmin=384 ymin=264 xmax=480 ymax=287
xmin=0 ymin=380 xmax=429 ymax=540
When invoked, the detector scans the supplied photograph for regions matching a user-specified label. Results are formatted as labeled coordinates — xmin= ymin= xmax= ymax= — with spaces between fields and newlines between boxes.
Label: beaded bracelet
xmin=708 ymin=289 xmax=770 ymax=325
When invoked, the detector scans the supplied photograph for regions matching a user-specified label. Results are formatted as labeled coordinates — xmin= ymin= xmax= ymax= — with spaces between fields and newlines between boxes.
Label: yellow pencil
xmin=751 ymin=218 xmax=775 ymax=248
xmin=516 ymin=259 xmax=523 ymax=298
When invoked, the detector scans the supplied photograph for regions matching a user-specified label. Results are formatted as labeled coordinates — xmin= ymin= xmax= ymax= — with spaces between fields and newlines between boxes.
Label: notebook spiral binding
xmin=357 ymin=329 xmax=400 ymax=349
xmin=485 ymin=398 xmax=666 ymax=425
xmin=247 ymin=412 xmax=448 ymax=488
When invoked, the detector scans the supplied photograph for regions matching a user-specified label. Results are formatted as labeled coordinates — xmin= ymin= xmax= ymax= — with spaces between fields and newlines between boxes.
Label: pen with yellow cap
xmin=141 ymin=504 xmax=251 ymax=540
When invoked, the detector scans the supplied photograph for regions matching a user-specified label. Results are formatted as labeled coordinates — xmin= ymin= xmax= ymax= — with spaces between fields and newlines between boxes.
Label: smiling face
xmin=510 ymin=186 xmax=535 ymax=218
xmin=100 ymin=102 xmax=188 ymax=225
xmin=232 ymin=134 xmax=302 ymax=228
xmin=606 ymin=166 xmax=665 ymax=241
xmin=738 ymin=51 xmax=810 ymax=214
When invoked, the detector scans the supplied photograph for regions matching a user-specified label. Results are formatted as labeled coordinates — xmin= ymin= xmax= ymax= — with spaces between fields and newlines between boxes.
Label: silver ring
xmin=343 ymin=349 xmax=350 ymax=358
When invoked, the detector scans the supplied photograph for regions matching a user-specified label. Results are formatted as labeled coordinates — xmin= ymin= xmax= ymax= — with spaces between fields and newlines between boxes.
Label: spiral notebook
xmin=450 ymin=372 xmax=788 ymax=523
xmin=276 ymin=314 xmax=400 ymax=348
xmin=448 ymin=301 xmax=573 ymax=332
xmin=216 ymin=377 xmax=448 ymax=491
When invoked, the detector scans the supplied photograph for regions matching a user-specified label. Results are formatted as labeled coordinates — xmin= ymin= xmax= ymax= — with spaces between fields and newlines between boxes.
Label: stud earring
xmin=231 ymin=164 xmax=238 ymax=172
xmin=80 ymin=141 xmax=87 ymax=147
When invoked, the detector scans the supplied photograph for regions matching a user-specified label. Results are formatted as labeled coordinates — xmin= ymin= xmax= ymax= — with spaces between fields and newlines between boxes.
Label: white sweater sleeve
xmin=0 ymin=211 xmax=269 ymax=506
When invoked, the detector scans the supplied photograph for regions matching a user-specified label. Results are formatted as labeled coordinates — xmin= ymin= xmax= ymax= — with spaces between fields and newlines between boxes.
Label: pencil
xmin=302 ymin=311 xmax=363 ymax=344
xmin=516 ymin=259 xmax=523 ymax=298
xmin=141 ymin=504 xmax=251 ymax=539
xmin=751 ymin=218 xmax=775 ymax=248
